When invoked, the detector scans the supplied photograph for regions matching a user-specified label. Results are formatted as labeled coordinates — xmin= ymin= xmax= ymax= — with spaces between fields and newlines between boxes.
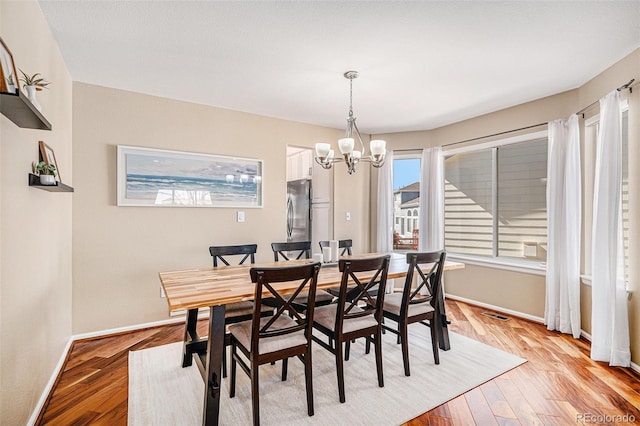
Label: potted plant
xmin=18 ymin=69 xmax=50 ymax=111
xmin=35 ymin=161 xmax=56 ymax=185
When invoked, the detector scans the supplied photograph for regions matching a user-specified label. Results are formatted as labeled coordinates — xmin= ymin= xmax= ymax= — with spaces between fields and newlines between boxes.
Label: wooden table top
xmin=159 ymin=253 xmax=465 ymax=313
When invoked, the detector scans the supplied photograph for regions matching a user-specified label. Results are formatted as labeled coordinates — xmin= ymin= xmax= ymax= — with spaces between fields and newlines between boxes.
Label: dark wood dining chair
xmin=190 ymin=244 xmax=272 ymax=378
xmin=318 ymin=239 xmax=353 ymax=256
xmin=269 ymin=241 xmax=334 ymax=309
xmin=210 ymin=244 xmax=257 ymax=267
xmin=271 ymin=241 xmax=312 ymax=261
xmin=312 ymin=255 xmax=390 ymax=403
xmin=228 ymin=262 xmax=321 ymax=426
xmin=320 ymin=239 xmax=361 ymax=299
xmin=378 ymin=251 xmax=446 ymax=376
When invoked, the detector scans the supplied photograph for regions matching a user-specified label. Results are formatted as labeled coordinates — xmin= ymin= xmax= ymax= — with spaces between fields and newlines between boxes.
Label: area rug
xmin=129 ymin=329 xmax=525 ymax=425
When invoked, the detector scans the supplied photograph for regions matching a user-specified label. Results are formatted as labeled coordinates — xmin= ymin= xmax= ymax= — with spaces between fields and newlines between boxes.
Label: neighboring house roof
xmin=395 ymin=182 xmax=420 ymax=193
xmin=400 ymin=196 xmax=420 ymax=208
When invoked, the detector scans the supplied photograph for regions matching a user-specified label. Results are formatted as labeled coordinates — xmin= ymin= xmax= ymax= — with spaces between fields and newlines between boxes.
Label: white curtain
xmin=591 ymin=90 xmax=630 ymax=366
xmin=376 ymin=150 xmax=394 ymax=252
xmin=419 ymin=147 xmax=444 ymax=251
xmin=545 ymin=114 xmax=581 ymax=338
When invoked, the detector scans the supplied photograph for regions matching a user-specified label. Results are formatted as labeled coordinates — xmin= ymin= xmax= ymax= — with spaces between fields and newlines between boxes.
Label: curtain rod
xmin=441 ymin=78 xmax=635 ymax=149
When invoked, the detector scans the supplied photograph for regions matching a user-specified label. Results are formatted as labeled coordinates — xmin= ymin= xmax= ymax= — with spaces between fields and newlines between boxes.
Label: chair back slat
xmin=335 ymin=255 xmax=390 ymax=328
xmin=209 ymin=244 xmax=257 ymax=267
xmin=402 ymin=251 xmax=446 ymax=316
xmin=250 ymin=263 xmax=320 ymax=353
xmin=318 ymin=239 xmax=353 ymax=256
xmin=271 ymin=241 xmax=311 ymax=261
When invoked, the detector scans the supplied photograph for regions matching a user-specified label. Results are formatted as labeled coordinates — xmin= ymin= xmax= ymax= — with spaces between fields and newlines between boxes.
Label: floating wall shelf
xmin=0 ymin=90 xmax=52 ymax=130
xmin=28 ymin=174 xmax=73 ymax=192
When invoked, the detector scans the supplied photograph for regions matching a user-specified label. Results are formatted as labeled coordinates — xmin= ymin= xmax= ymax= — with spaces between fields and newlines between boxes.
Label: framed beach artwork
xmin=117 ymin=145 xmax=264 ymax=207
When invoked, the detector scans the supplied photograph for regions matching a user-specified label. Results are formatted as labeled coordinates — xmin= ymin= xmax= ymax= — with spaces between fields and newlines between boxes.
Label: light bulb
xmin=315 ymin=143 xmax=331 ymax=158
xmin=370 ymin=140 xmax=386 ymax=155
xmin=338 ymin=138 xmax=354 ymax=154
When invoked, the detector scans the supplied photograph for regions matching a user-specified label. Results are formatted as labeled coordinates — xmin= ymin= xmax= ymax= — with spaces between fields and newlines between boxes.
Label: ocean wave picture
xmin=117 ymin=146 xmax=263 ymax=207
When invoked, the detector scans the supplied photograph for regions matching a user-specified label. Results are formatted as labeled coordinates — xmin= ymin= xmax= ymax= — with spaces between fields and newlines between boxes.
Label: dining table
xmin=158 ymin=252 xmax=465 ymax=426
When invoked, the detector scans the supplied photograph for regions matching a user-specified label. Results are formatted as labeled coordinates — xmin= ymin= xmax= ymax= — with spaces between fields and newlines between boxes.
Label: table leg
xmin=437 ymin=293 xmax=451 ymax=351
xmin=182 ymin=308 xmax=199 ymax=367
xmin=203 ymin=305 xmax=225 ymax=426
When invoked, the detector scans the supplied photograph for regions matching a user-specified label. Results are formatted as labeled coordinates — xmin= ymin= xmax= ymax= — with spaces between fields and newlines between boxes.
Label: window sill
xmin=580 ymin=274 xmax=632 ymax=294
xmin=446 ymin=254 xmax=546 ymax=276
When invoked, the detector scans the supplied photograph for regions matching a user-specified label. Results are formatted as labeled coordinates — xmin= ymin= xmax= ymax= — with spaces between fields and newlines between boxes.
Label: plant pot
xmin=39 ymin=174 xmax=55 ymax=185
xmin=24 ymin=85 xmax=42 ymax=111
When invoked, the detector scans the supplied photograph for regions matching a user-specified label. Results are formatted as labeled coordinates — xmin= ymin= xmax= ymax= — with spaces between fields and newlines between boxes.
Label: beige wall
xmin=0 ymin=1 xmax=73 ymax=424
xmin=71 ymin=83 xmax=350 ymax=333
xmin=372 ymin=48 xmax=640 ymax=364
xmin=2 ymin=8 xmax=637 ymax=422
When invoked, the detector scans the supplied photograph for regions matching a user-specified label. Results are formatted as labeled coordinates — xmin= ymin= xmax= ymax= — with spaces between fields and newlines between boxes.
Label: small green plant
xmin=35 ymin=161 xmax=56 ymax=177
xmin=19 ymin=69 xmax=50 ymax=89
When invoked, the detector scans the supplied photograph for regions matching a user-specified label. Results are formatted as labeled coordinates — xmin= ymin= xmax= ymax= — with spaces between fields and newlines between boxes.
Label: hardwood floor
xmin=38 ymin=300 xmax=640 ymax=425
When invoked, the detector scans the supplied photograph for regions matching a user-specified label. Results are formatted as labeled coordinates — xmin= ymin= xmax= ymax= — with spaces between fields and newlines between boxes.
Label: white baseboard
xmin=27 ymin=337 xmax=74 ymax=426
xmin=73 ymin=315 xmax=194 ymax=341
xmin=447 ymin=295 xmax=640 ymax=375
xmin=27 ymin=312 xmax=212 ymax=424
xmin=445 ymin=293 xmax=545 ymax=323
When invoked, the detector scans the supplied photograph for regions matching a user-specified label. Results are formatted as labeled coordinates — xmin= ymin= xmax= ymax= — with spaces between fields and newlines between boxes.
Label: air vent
xmin=481 ymin=312 xmax=510 ymax=321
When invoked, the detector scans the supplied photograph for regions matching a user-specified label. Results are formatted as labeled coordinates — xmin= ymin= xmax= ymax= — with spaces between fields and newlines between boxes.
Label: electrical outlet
xmin=237 ymin=211 xmax=245 ymax=222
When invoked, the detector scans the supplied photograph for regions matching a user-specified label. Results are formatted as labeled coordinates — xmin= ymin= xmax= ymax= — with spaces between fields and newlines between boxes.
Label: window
xmin=584 ymin=108 xmax=629 ymax=280
xmin=622 ymin=110 xmax=629 ymax=279
xmin=393 ymin=155 xmax=421 ymax=250
xmin=444 ymin=134 xmax=548 ymax=262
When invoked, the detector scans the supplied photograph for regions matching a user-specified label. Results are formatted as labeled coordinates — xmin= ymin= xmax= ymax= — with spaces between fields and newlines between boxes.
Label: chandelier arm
xmin=351 ymin=120 xmax=367 ymax=156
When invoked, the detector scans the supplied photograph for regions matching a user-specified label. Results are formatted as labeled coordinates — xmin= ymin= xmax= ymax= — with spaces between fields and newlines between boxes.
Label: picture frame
xmin=117 ymin=145 xmax=264 ymax=208
xmin=0 ymin=37 xmax=19 ymax=94
xmin=39 ymin=141 xmax=61 ymax=182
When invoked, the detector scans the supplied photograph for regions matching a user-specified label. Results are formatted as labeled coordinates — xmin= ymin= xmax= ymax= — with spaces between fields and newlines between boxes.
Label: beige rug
xmin=129 ymin=329 xmax=525 ymax=425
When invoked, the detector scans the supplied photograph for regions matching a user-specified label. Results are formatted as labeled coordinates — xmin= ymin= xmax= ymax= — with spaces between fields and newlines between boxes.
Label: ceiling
xmin=38 ymin=1 xmax=640 ymax=134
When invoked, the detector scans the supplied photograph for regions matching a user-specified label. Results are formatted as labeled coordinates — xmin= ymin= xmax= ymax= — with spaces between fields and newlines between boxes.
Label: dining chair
xmin=377 ymin=251 xmax=446 ymax=376
xmin=271 ymin=241 xmax=312 ymax=261
xmin=202 ymin=244 xmax=273 ymax=378
xmin=318 ymin=239 xmax=353 ymax=256
xmin=228 ymin=262 xmax=321 ymax=426
xmin=269 ymin=241 xmax=334 ymax=309
xmin=312 ymin=255 xmax=390 ymax=403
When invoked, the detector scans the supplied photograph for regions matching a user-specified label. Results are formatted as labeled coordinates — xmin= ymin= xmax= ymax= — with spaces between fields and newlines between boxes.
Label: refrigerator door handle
xmin=286 ymin=196 xmax=294 ymax=239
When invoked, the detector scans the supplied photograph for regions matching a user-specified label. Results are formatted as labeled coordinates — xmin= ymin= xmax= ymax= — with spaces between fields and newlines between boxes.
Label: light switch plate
xmin=346 ymin=212 xmax=351 ymax=221
xmin=237 ymin=211 xmax=245 ymax=222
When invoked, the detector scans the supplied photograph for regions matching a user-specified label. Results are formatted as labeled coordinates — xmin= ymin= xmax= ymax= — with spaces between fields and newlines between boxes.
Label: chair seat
xmin=229 ymin=315 xmax=308 ymax=355
xmin=225 ymin=301 xmax=273 ymax=321
xmin=327 ymin=285 xmax=379 ymax=301
xmin=313 ymin=303 xmax=378 ymax=334
xmin=296 ymin=289 xmax=334 ymax=305
xmin=382 ymin=293 xmax=434 ymax=317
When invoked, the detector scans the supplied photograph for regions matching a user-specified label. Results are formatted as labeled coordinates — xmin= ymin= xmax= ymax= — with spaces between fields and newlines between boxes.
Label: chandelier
xmin=314 ymin=71 xmax=386 ymax=174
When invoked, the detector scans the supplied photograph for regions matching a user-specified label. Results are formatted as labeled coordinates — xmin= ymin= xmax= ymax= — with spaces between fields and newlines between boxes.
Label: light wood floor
xmin=38 ymin=300 xmax=640 ymax=425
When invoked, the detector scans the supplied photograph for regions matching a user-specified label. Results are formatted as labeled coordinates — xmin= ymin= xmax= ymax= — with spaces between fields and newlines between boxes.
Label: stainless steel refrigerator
xmin=286 ymin=179 xmax=311 ymax=243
